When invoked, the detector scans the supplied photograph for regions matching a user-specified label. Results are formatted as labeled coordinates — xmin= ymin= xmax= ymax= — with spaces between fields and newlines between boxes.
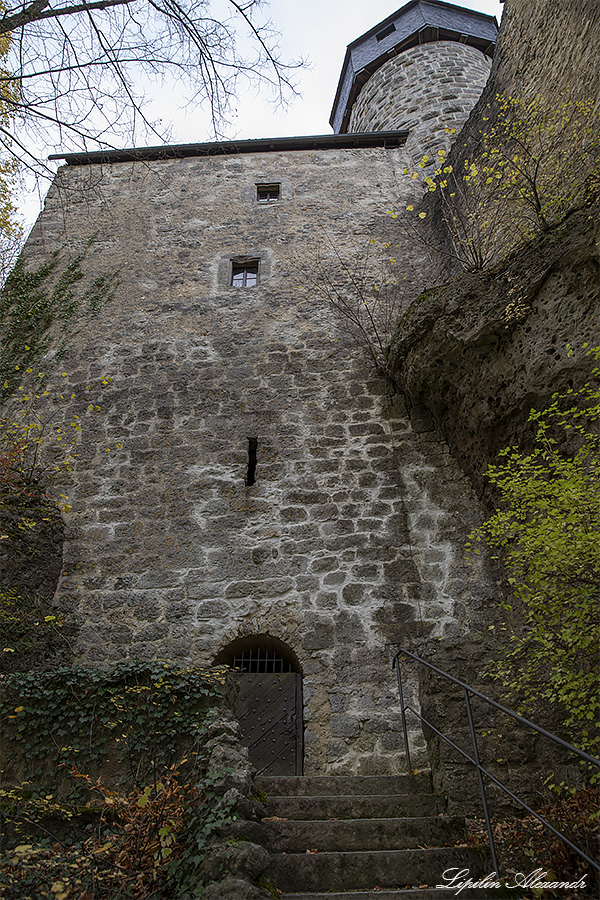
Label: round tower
xmin=330 ymin=0 xmax=498 ymax=161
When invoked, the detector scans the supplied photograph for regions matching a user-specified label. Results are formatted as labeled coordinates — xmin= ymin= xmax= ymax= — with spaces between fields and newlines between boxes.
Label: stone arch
xmin=215 ymin=632 xmax=303 ymax=675
xmin=217 ymin=634 xmax=304 ymax=776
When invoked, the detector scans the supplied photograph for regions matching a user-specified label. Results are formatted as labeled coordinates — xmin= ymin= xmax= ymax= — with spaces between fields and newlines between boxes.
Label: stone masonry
xmin=349 ymin=42 xmax=492 ymax=165
xmin=25 ymin=136 xmax=500 ymax=775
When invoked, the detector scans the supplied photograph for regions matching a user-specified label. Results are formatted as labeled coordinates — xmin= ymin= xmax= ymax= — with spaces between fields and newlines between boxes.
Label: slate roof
xmin=330 ymin=0 xmax=498 ymax=134
xmin=48 ymin=130 xmax=409 ymax=166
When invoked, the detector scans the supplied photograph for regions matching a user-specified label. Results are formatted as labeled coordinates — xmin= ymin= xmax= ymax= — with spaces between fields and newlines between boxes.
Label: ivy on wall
xmin=0 ymin=244 xmax=117 ymax=403
xmin=1 ymin=660 xmax=232 ymax=791
xmin=0 ymin=661 xmax=241 ymax=899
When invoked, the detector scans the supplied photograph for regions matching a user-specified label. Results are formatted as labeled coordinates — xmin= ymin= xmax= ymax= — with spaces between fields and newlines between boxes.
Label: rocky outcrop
xmin=388 ymin=202 xmax=600 ymax=501
xmin=451 ymin=0 xmax=600 ymax=174
xmin=483 ymin=0 xmax=600 ymax=111
xmin=420 ymin=0 xmax=600 ymax=281
xmin=201 ymin=709 xmax=272 ymax=899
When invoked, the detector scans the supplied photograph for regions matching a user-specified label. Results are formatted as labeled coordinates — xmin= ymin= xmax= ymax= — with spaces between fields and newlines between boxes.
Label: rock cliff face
xmin=389 ymin=203 xmax=600 ymax=500
xmin=451 ymin=0 xmax=599 ymax=172
xmin=483 ymin=0 xmax=599 ymax=110
xmin=387 ymin=199 xmax=600 ymax=809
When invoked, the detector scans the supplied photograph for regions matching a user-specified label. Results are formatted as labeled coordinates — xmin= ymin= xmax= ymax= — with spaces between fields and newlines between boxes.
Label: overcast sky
xmin=152 ymin=0 xmax=504 ymax=143
xmin=21 ymin=0 xmax=504 ymax=221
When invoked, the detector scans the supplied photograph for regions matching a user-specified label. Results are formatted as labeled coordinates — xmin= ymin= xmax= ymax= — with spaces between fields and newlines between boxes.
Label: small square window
xmin=231 ymin=261 xmax=259 ymax=287
xmin=257 ymin=183 xmax=280 ymax=202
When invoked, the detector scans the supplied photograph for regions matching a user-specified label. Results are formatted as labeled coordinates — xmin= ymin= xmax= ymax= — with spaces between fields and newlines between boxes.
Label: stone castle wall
xmin=26 ymin=143 xmax=500 ymax=776
xmin=348 ymin=42 xmax=491 ymax=163
xmin=486 ymin=0 xmax=599 ymax=110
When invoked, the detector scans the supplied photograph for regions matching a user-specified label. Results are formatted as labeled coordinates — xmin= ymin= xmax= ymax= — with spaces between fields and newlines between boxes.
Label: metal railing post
xmin=394 ymin=656 xmax=412 ymax=773
xmin=463 ymin=686 xmax=499 ymax=875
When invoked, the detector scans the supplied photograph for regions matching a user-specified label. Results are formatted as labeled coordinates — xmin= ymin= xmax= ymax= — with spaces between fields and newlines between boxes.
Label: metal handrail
xmin=392 ymin=647 xmax=600 ymax=876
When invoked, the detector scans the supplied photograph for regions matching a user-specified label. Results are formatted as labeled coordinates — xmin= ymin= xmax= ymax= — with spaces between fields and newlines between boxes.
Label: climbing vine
xmin=0 ymin=662 xmax=241 ymax=899
xmin=1 ymin=660 xmax=231 ymax=789
xmin=0 ymin=244 xmax=117 ymax=402
xmin=0 ymin=586 xmax=71 ymax=673
xmin=0 ymin=244 xmax=118 ymax=552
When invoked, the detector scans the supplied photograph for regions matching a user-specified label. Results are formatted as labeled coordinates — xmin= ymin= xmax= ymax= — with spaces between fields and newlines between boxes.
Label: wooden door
xmin=237 ymin=672 xmax=303 ymax=775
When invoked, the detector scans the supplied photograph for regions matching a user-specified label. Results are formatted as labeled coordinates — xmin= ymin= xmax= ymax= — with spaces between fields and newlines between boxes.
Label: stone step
xmin=260 ymin=815 xmax=466 ymax=852
xmin=281 ymin=890 xmax=512 ymax=900
xmin=266 ymin=845 xmax=489 ymax=893
xmin=264 ymin=793 xmax=440 ymax=820
xmin=256 ymin=774 xmax=432 ymax=798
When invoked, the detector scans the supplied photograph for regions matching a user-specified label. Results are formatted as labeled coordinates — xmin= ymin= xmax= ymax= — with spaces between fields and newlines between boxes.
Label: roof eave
xmin=48 ymin=130 xmax=410 ymax=166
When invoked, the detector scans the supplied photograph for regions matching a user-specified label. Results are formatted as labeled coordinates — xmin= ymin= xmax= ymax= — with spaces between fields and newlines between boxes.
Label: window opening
xmin=231 ymin=647 xmax=293 ymax=674
xmin=257 ymin=183 xmax=280 ymax=202
xmin=232 ymin=261 xmax=259 ymax=287
xmin=246 ymin=437 xmax=257 ymax=486
xmin=376 ymin=22 xmax=396 ymax=41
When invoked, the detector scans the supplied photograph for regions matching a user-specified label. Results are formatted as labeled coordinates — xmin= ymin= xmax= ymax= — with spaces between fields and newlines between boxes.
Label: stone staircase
xmin=255 ymin=773 xmax=491 ymax=900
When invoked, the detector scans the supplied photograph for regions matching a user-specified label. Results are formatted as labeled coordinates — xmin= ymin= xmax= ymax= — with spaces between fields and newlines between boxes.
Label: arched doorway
xmin=216 ymin=635 xmax=303 ymax=776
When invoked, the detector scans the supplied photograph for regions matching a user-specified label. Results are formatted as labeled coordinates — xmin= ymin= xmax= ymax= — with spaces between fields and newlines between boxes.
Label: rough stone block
xmin=302 ymin=618 xmax=334 ymax=650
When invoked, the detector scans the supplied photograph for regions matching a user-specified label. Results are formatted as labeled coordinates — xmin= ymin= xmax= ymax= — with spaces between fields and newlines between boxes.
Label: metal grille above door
xmin=231 ymin=646 xmax=294 ymax=674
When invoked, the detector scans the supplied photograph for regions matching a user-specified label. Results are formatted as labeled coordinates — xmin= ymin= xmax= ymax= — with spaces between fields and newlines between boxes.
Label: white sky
xmin=19 ymin=0 xmax=504 ymax=223
xmin=152 ymin=0 xmax=504 ymax=142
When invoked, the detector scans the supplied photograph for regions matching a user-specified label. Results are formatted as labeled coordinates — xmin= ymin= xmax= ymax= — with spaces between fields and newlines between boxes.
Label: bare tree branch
xmin=0 ymin=0 xmax=136 ymax=35
xmin=0 ymin=0 xmax=304 ymax=174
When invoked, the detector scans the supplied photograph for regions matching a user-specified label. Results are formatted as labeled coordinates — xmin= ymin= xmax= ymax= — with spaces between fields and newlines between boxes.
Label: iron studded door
xmin=237 ymin=673 xmax=303 ymax=775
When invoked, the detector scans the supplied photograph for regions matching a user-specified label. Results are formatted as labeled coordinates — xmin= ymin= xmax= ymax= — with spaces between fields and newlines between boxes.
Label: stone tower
xmin=25 ymin=1 xmax=499 ymax=777
xmin=331 ymin=0 xmax=496 ymax=162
